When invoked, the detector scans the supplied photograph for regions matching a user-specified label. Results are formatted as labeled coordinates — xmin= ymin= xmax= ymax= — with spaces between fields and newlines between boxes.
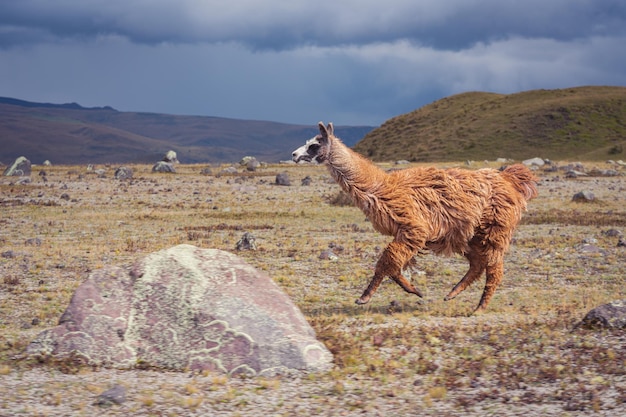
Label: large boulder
xmin=579 ymin=300 xmax=626 ymax=330
xmin=26 ymin=245 xmax=332 ymax=375
xmin=3 ymin=156 xmax=31 ymax=176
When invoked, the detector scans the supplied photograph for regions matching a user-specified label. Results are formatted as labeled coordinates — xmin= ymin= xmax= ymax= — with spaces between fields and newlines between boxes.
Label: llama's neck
xmin=325 ymin=136 xmax=387 ymax=204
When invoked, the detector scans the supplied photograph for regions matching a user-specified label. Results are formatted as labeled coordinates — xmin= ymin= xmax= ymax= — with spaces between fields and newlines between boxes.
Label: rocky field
xmin=0 ymin=160 xmax=625 ymax=416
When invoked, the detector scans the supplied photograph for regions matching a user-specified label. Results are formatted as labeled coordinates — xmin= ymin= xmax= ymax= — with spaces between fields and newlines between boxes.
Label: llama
xmin=292 ymin=122 xmax=538 ymax=313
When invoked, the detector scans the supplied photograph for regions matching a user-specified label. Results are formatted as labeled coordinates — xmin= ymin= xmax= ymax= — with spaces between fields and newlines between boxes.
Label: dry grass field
xmin=1 ymin=160 xmax=625 ymax=416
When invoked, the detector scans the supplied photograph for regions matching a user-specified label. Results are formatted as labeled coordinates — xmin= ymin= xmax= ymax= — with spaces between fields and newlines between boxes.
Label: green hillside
xmin=353 ymin=86 xmax=626 ymax=162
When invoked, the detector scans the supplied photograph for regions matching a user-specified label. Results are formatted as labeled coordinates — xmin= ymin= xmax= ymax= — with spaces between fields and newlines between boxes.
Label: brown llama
xmin=292 ymin=122 xmax=538 ymax=313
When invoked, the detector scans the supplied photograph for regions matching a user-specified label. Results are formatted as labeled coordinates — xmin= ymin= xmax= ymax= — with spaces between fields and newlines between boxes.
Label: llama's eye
xmin=308 ymin=144 xmax=320 ymax=153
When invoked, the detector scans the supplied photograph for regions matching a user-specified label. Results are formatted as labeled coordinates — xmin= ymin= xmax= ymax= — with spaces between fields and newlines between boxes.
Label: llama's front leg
xmin=356 ymin=242 xmax=422 ymax=304
xmin=474 ymin=255 xmax=504 ymax=313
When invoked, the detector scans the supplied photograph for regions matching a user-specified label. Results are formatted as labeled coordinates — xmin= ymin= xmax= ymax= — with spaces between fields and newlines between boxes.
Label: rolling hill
xmin=354 ymin=86 xmax=626 ymax=162
xmin=0 ymin=98 xmax=374 ymax=165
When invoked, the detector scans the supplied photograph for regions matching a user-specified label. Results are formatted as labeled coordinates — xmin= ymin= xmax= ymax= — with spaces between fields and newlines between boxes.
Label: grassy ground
xmin=0 ymin=160 xmax=624 ymax=416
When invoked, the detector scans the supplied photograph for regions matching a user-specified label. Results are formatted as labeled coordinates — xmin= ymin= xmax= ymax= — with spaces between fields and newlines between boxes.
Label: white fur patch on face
xmin=292 ymin=136 xmax=323 ymax=163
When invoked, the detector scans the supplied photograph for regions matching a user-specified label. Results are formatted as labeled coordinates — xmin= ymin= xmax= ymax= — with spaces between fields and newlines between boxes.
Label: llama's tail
xmin=500 ymin=164 xmax=538 ymax=201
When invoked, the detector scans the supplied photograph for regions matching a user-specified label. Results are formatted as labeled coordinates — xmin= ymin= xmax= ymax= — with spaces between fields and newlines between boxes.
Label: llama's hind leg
xmin=444 ymin=249 xmax=485 ymax=301
xmin=474 ymin=254 xmax=504 ymax=313
xmin=356 ymin=241 xmax=422 ymax=304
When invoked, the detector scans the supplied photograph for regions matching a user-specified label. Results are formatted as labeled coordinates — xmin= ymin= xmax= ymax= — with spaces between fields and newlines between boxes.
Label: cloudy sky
xmin=1 ymin=1 xmax=625 ymax=126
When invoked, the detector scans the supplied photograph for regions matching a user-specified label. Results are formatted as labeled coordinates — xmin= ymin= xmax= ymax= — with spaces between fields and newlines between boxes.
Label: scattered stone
xmin=24 ymin=238 xmax=42 ymax=246
xmin=218 ymin=166 xmax=238 ymax=175
xmin=495 ymin=158 xmax=509 ymax=163
xmin=1 ymin=250 xmax=15 ymax=258
xmin=43 ymin=160 xmax=52 ymax=166
xmin=319 ymin=250 xmax=338 ymax=261
xmin=26 ymin=245 xmax=332 ymax=375
xmin=618 ymin=237 xmax=626 ymax=248
xmin=60 ymin=193 xmax=70 ymax=201
xmin=245 ymin=158 xmax=260 ymax=172
xmin=565 ymin=170 xmax=587 ymax=178
xmin=572 ymin=191 xmax=595 ymax=202
xmin=94 ymin=169 xmax=107 ymax=178
xmin=162 ymin=150 xmax=179 ymax=163
xmin=96 ymin=384 xmax=127 ymax=407
xmin=602 ymin=229 xmax=622 ymax=237
xmin=579 ymin=300 xmax=626 ymax=330
xmin=3 ymin=156 xmax=31 ymax=177
xmin=114 ymin=166 xmax=133 ymax=180
xmin=240 ymin=156 xmax=256 ymax=166
xmin=301 ymin=176 xmax=312 ymax=186
xmin=588 ymin=168 xmax=620 ymax=177
xmin=200 ymin=167 xmax=213 ymax=175
xmin=152 ymin=161 xmax=176 ymax=173
xmin=236 ymin=232 xmax=257 ymax=251
xmin=275 ymin=172 xmax=291 ymax=186
xmin=395 ymin=160 xmax=410 ymax=165
xmin=523 ymin=157 xmax=545 ymax=167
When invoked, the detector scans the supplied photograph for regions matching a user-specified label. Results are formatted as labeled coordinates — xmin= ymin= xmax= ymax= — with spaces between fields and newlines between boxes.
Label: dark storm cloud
xmin=1 ymin=0 xmax=625 ymax=50
xmin=0 ymin=1 xmax=625 ymax=125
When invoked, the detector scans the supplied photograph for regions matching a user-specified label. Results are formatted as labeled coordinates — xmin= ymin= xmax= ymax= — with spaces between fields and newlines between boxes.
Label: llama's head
xmin=292 ymin=122 xmax=334 ymax=164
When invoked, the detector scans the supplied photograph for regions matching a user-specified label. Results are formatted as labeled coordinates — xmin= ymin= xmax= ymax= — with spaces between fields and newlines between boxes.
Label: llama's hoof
xmin=355 ymin=297 xmax=370 ymax=305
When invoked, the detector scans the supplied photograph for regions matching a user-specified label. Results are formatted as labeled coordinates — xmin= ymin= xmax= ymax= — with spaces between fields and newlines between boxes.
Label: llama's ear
xmin=318 ymin=121 xmax=329 ymax=140
xmin=327 ymin=122 xmax=334 ymax=136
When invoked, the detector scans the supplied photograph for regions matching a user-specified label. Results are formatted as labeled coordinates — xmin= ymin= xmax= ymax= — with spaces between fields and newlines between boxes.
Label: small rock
xmin=96 ymin=384 xmax=127 ymax=407
xmin=246 ymin=158 xmax=260 ymax=172
xmin=572 ymin=191 xmax=595 ymax=202
xmin=1 ymin=250 xmax=15 ymax=258
xmin=162 ymin=150 xmax=179 ymax=163
xmin=152 ymin=161 xmax=176 ymax=173
xmin=24 ymin=238 xmax=42 ymax=246
xmin=301 ymin=176 xmax=312 ymax=186
xmin=236 ymin=232 xmax=257 ymax=251
xmin=114 ymin=166 xmax=133 ymax=180
xmin=602 ymin=229 xmax=622 ymax=237
xmin=3 ymin=156 xmax=31 ymax=176
xmin=579 ymin=300 xmax=626 ymax=330
xmin=523 ymin=157 xmax=545 ymax=167
xmin=319 ymin=250 xmax=338 ymax=261
xmin=275 ymin=172 xmax=291 ymax=186
xmin=618 ymin=237 xmax=626 ymax=248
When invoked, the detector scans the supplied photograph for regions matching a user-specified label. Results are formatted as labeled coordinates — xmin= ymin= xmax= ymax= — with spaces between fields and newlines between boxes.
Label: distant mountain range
xmin=2 ymin=86 xmax=624 ymax=166
xmin=0 ymin=97 xmax=374 ymax=165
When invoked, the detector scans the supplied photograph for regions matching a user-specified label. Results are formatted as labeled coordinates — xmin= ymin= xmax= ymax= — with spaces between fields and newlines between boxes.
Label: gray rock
xmin=579 ymin=300 xmax=626 ymax=330
xmin=96 ymin=384 xmax=127 ymax=407
xmin=26 ymin=245 xmax=332 ymax=375
xmin=163 ymin=150 xmax=179 ymax=163
xmin=114 ymin=166 xmax=133 ymax=180
xmin=523 ymin=157 xmax=545 ymax=167
xmin=246 ymin=158 xmax=260 ymax=172
xmin=152 ymin=161 xmax=176 ymax=173
xmin=236 ymin=232 xmax=257 ymax=251
xmin=319 ymin=250 xmax=338 ymax=261
xmin=3 ymin=156 xmax=31 ymax=177
xmin=219 ymin=166 xmax=238 ymax=175
xmin=275 ymin=172 xmax=291 ymax=186
xmin=572 ymin=191 xmax=595 ymax=202
xmin=301 ymin=176 xmax=312 ymax=186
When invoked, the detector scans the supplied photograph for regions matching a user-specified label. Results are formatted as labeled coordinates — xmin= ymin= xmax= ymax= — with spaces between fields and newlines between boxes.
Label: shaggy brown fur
xmin=292 ymin=122 xmax=538 ymax=313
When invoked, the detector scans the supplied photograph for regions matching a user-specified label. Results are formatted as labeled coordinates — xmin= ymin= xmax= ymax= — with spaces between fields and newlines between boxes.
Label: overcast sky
xmin=1 ymin=0 xmax=625 ymax=126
